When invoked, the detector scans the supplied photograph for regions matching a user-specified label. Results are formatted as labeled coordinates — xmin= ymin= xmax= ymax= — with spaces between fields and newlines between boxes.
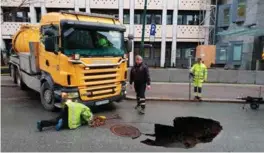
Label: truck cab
xmin=9 ymin=11 xmax=133 ymax=111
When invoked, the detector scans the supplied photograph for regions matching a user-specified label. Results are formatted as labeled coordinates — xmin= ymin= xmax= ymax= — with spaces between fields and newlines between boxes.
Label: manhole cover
xmin=110 ymin=124 xmax=141 ymax=138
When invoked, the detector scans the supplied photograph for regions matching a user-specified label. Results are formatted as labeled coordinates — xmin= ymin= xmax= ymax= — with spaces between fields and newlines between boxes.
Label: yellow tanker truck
xmin=9 ymin=11 xmax=133 ymax=111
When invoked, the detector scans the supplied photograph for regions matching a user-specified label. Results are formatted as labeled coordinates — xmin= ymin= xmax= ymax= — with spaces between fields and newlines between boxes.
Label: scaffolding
xmin=198 ymin=0 xmax=218 ymax=45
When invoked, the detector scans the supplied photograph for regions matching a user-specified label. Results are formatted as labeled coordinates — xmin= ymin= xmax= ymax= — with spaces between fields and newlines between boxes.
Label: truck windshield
xmin=63 ymin=28 xmax=124 ymax=57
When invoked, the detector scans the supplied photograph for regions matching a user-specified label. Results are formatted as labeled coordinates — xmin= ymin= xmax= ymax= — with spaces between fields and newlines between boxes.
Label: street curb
xmin=125 ymin=95 xmax=245 ymax=104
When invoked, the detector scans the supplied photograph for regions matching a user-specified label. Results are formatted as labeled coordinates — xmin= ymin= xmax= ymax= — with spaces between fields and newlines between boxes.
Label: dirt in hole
xmin=141 ymin=116 xmax=223 ymax=148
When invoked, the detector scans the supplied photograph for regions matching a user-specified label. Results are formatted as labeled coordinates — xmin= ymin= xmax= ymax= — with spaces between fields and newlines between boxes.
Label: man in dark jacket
xmin=130 ymin=55 xmax=151 ymax=114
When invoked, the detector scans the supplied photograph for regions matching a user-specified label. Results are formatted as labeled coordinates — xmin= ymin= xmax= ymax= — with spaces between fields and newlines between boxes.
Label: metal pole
xmin=188 ymin=50 xmax=192 ymax=100
xmin=140 ymin=0 xmax=148 ymax=57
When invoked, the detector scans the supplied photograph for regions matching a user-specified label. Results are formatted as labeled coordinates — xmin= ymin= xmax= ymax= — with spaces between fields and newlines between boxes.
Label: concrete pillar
xmin=41 ymin=0 xmax=47 ymax=16
xmin=129 ymin=0 xmax=135 ymax=67
xmin=171 ymin=0 xmax=178 ymax=67
xmin=160 ymin=0 xmax=168 ymax=67
xmin=85 ymin=0 xmax=91 ymax=13
xmin=0 ymin=7 xmax=5 ymax=51
xmin=204 ymin=2 xmax=211 ymax=45
xmin=74 ymin=0 xmax=80 ymax=12
xmin=118 ymin=0 xmax=124 ymax=24
xmin=29 ymin=5 xmax=37 ymax=23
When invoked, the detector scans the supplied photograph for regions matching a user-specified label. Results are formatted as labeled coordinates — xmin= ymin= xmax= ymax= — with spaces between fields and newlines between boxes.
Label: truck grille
xmin=79 ymin=67 xmax=121 ymax=101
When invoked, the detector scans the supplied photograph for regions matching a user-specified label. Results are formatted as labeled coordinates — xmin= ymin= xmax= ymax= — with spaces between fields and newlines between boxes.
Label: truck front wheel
xmin=40 ymin=82 xmax=55 ymax=111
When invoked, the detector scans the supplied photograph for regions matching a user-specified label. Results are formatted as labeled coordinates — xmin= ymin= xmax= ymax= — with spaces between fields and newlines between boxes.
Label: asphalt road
xmin=1 ymin=85 xmax=264 ymax=152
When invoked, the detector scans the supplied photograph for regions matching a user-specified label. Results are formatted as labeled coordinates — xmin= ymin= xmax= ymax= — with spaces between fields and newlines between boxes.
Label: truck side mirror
xmin=125 ymin=34 xmax=134 ymax=52
xmin=44 ymin=37 xmax=56 ymax=52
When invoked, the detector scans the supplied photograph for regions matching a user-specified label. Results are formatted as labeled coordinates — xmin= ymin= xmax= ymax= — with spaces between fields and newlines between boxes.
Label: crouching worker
xmin=37 ymin=93 xmax=93 ymax=132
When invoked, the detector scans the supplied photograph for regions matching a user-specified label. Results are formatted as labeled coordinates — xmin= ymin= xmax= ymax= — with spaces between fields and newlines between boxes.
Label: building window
xmin=233 ymin=44 xmax=242 ymax=61
xmin=223 ymin=7 xmax=230 ymax=25
xmin=219 ymin=48 xmax=227 ymax=61
xmin=154 ymin=14 xmax=162 ymax=24
xmin=178 ymin=15 xmax=183 ymax=25
xmin=232 ymin=0 xmax=246 ymax=22
xmin=144 ymin=48 xmax=150 ymax=58
xmin=237 ymin=0 xmax=246 ymax=18
xmin=134 ymin=14 xmax=141 ymax=24
xmin=186 ymin=15 xmax=194 ymax=25
xmin=2 ymin=7 xmax=30 ymax=22
xmin=154 ymin=48 xmax=160 ymax=58
xmin=123 ymin=14 xmax=130 ymax=24
xmin=146 ymin=14 xmax=152 ymax=24
xmin=167 ymin=11 xmax=173 ymax=25
xmin=167 ymin=14 xmax=172 ymax=25
xmin=218 ymin=4 xmax=231 ymax=27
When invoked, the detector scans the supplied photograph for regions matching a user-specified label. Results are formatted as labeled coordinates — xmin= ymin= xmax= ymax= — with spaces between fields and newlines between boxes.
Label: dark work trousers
xmin=40 ymin=106 xmax=69 ymax=129
xmin=134 ymin=81 xmax=146 ymax=109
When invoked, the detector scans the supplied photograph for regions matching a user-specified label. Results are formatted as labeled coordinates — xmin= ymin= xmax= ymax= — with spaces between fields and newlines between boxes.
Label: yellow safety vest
xmin=191 ymin=63 xmax=208 ymax=81
xmin=65 ymin=101 xmax=93 ymax=129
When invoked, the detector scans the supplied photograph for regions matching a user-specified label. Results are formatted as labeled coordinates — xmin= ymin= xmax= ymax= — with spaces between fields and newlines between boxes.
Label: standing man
xmin=190 ymin=58 xmax=208 ymax=101
xmin=130 ymin=55 xmax=151 ymax=114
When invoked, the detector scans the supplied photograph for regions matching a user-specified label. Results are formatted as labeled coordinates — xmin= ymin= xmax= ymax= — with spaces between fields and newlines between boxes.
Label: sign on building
xmin=149 ymin=24 xmax=156 ymax=42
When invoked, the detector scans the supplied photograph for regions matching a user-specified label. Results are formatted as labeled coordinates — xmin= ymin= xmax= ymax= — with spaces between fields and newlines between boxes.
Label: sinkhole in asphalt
xmin=141 ymin=116 xmax=223 ymax=148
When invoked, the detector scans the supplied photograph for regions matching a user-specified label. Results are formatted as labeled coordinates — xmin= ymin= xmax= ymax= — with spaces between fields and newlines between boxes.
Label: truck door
xmin=39 ymin=25 xmax=60 ymax=82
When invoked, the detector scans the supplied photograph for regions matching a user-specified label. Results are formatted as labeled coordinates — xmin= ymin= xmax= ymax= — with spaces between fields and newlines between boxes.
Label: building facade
xmin=1 ymin=0 xmax=214 ymax=67
xmin=216 ymin=0 xmax=264 ymax=70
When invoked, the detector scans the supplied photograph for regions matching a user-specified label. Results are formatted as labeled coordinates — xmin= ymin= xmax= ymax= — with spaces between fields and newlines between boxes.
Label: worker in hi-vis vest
xmin=37 ymin=93 xmax=94 ymax=132
xmin=190 ymin=58 xmax=208 ymax=101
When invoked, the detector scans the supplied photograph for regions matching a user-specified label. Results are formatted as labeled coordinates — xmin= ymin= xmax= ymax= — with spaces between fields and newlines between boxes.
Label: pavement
xmin=127 ymin=82 xmax=264 ymax=103
xmin=1 ymin=84 xmax=264 ymax=151
xmin=2 ymin=75 xmax=264 ymax=103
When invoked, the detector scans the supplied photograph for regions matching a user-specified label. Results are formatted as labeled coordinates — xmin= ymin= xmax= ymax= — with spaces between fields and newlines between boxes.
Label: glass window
xmin=219 ymin=48 xmax=227 ymax=61
xmin=176 ymin=48 xmax=181 ymax=58
xmin=178 ymin=15 xmax=183 ymax=25
xmin=186 ymin=15 xmax=194 ymax=25
xmin=167 ymin=14 xmax=172 ymax=25
xmin=146 ymin=14 xmax=152 ymax=24
xmin=134 ymin=14 xmax=141 ymax=24
xmin=233 ymin=44 xmax=242 ymax=61
xmin=144 ymin=48 xmax=150 ymax=58
xmin=193 ymin=15 xmax=199 ymax=25
xmin=223 ymin=7 xmax=230 ymax=25
xmin=123 ymin=14 xmax=130 ymax=24
xmin=184 ymin=48 xmax=192 ymax=59
xmin=237 ymin=0 xmax=246 ymax=18
xmin=154 ymin=48 xmax=160 ymax=58
xmin=154 ymin=14 xmax=162 ymax=24
xmin=63 ymin=28 xmax=124 ymax=57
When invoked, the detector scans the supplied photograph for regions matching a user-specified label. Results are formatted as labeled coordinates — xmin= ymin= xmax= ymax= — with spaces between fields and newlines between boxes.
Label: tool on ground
xmin=238 ymin=86 xmax=263 ymax=110
xmin=91 ymin=114 xmax=121 ymax=127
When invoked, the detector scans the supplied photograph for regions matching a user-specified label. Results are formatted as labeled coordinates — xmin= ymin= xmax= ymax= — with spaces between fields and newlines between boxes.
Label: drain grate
xmin=110 ymin=124 xmax=141 ymax=138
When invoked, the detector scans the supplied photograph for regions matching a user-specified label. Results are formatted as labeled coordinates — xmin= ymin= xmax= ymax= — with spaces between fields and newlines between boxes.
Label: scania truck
xmin=9 ymin=11 xmax=133 ymax=111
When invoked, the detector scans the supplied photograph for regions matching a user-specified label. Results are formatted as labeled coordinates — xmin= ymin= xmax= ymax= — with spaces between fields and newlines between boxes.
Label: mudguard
xmin=40 ymin=71 xmax=54 ymax=88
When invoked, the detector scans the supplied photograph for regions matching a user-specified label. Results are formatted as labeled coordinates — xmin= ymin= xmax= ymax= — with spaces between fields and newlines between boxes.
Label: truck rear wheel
xmin=16 ymin=69 xmax=28 ymax=90
xmin=40 ymin=82 xmax=55 ymax=111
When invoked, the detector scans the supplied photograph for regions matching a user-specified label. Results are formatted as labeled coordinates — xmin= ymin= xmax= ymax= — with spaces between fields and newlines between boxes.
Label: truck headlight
xmin=67 ymin=92 xmax=79 ymax=99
